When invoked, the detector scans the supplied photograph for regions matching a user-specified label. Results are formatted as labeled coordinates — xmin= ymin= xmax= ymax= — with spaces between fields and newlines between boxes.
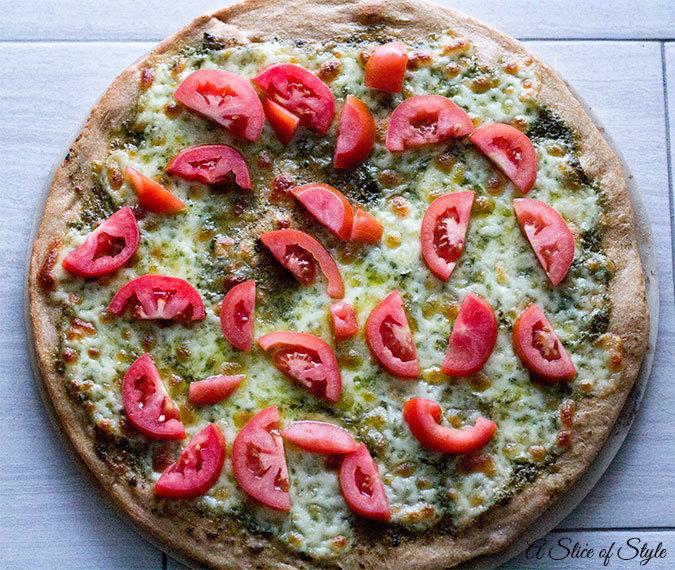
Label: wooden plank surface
xmin=666 ymin=43 xmax=675 ymax=299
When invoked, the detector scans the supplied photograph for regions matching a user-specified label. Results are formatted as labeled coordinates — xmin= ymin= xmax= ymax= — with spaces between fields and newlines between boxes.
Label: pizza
xmin=28 ymin=0 xmax=650 ymax=568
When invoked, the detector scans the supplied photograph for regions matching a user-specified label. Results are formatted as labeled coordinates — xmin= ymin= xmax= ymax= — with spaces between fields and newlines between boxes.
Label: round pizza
xmin=28 ymin=0 xmax=650 ymax=568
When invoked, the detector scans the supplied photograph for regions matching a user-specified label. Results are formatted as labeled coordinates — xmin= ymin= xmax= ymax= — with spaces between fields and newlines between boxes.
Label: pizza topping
xmin=403 ymin=398 xmax=497 ymax=454
xmin=155 ymin=423 xmax=227 ymax=499
xmin=166 ymin=144 xmax=252 ymax=189
xmin=107 ymin=275 xmax=205 ymax=321
xmin=38 ymin=238 xmax=62 ymax=291
xmin=364 ymin=42 xmax=407 ymax=93
xmin=258 ymin=332 xmax=342 ymax=402
xmin=262 ymin=97 xmax=300 ymax=144
xmin=334 ymin=95 xmax=375 ymax=169
xmin=219 ymin=279 xmax=256 ymax=351
xmin=420 ymin=191 xmax=474 ymax=281
xmin=174 ymin=69 xmax=264 ymax=142
xmin=339 ymin=444 xmax=390 ymax=521
xmin=122 ymin=354 xmax=186 ymax=440
xmin=232 ymin=406 xmax=291 ymax=511
xmin=124 ymin=166 xmax=186 ymax=213
xmin=282 ymin=421 xmax=357 ymax=454
xmin=329 ymin=302 xmax=359 ymax=342
xmin=291 ymin=183 xmax=354 ymax=240
xmin=188 ymin=375 xmax=244 ymax=406
xmin=349 ymin=209 xmax=383 ymax=243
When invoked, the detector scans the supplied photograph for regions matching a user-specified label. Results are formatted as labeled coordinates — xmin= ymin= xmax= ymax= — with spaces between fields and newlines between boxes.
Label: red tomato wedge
xmin=107 ymin=275 xmax=205 ymax=321
xmin=329 ymin=302 xmax=359 ymax=342
xmin=513 ymin=304 xmax=576 ymax=382
xmin=514 ymin=198 xmax=575 ymax=286
xmin=365 ymin=290 xmax=420 ymax=378
xmin=220 ymin=279 xmax=256 ymax=351
xmin=291 ymin=184 xmax=354 ymax=240
xmin=350 ymin=208 xmax=383 ymax=243
xmin=281 ymin=421 xmax=357 ymax=454
xmin=403 ymin=399 xmax=497 ymax=454
xmin=257 ymin=332 xmax=342 ymax=402
xmin=262 ymin=97 xmax=300 ymax=144
xmin=364 ymin=41 xmax=408 ymax=93
xmin=260 ymin=229 xmax=344 ymax=299
xmin=386 ymin=95 xmax=473 ymax=152
xmin=155 ymin=423 xmax=226 ymax=499
xmin=188 ymin=375 xmax=244 ymax=406
xmin=420 ymin=191 xmax=474 ymax=281
xmin=334 ymin=95 xmax=375 ymax=169
xmin=124 ymin=166 xmax=186 ymax=214
xmin=173 ymin=69 xmax=264 ymax=142
xmin=441 ymin=293 xmax=498 ymax=377
xmin=62 ymin=206 xmax=139 ymax=277
xmin=166 ymin=144 xmax=251 ymax=189
xmin=339 ymin=444 xmax=390 ymax=521
xmin=231 ymin=406 xmax=291 ymax=511
xmin=253 ymin=63 xmax=335 ymax=134
xmin=470 ymin=123 xmax=537 ymax=193
xmin=122 ymin=354 xmax=185 ymax=440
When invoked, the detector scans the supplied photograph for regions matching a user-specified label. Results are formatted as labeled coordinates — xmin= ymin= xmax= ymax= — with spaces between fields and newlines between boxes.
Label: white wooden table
xmin=1 ymin=2 xmax=674 ymax=568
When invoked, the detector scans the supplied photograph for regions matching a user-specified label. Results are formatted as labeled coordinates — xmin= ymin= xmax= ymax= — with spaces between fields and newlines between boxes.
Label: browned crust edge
xmin=27 ymin=1 xmax=649 ymax=568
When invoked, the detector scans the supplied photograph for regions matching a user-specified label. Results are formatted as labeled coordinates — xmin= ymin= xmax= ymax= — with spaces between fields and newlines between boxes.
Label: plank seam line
xmin=662 ymin=42 xmax=675 ymax=301
xmin=162 ymin=551 xmax=167 ymax=570
xmin=555 ymin=527 xmax=675 ymax=533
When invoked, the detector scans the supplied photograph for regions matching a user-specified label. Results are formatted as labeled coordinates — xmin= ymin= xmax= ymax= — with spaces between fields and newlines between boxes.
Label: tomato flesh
xmin=282 ymin=421 xmax=357 ymax=454
xmin=403 ymin=398 xmax=496 ymax=454
xmin=339 ymin=444 xmax=390 ymax=521
xmin=188 ymin=375 xmax=244 ymax=406
xmin=124 ymin=166 xmax=186 ymax=213
xmin=62 ymin=206 xmax=139 ymax=277
xmin=364 ymin=41 xmax=408 ymax=93
xmin=334 ymin=95 xmax=375 ymax=169
xmin=262 ymin=97 xmax=300 ymax=144
xmin=166 ymin=144 xmax=251 ymax=189
xmin=329 ymin=302 xmax=359 ymax=342
xmin=291 ymin=183 xmax=354 ymax=240
xmin=350 ymin=208 xmax=383 ymax=243
xmin=231 ymin=406 xmax=291 ymax=511
xmin=220 ymin=279 xmax=256 ymax=351
xmin=155 ymin=423 xmax=227 ymax=499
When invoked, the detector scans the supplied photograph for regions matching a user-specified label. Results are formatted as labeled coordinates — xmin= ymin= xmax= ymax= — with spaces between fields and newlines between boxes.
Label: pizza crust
xmin=28 ymin=1 xmax=649 ymax=568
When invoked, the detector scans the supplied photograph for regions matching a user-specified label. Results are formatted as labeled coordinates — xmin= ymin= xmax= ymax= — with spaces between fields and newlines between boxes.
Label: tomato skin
xmin=188 ymin=375 xmax=244 ymax=406
xmin=62 ymin=206 xmax=139 ymax=277
xmin=364 ymin=42 xmax=408 ymax=93
xmin=253 ymin=63 xmax=335 ymax=134
xmin=262 ymin=97 xmax=300 ymax=144
xmin=470 ymin=123 xmax=537 ymax=193
xmin=107 ymin=275 xmax=206 ymax=321
xmin=231 ymin=406 xmax=291 ymax=511
xmin=403 ymin=399 xmax=496 ymax=454
xmin=334 ymin=95 xmax=375 ymax=169
xmin=420 ymin=191 xmax=474 ymax=281
xmin=365 ymin=290 xmax=420 ymax=378
xmin=166 ymin=144 xmax=251 ymax=189
xmin=124 ymin=166 xmax=186 ymax=213
xmin=173 ymin=69 xmax=264 ymax=142
xmin=329 ymin=302 xmax=359 ymax=342
xmin=339 ymin=444 xmax=390 ymax=521
xmin=122 ymin=354 xmax=186 ymax=440
xmin=350 ymin=208 xmax=383 ymax=243
xmin=514 ymin=198 xmax=575 ymax=286
xmin=513 ymin=304 xmax=576 ymax=382
xmin=260 ymin=229 xmax=344 ymax=299
xmin=220 ymin=279 xmax=256 ymax=351
xmin=155 ymin=423 xmax=227 ymax=499
xmin=291 ymin=184 xmax=354 ymax=240
xmin=441 ymin=293 xmax=498 ymax=377
xmin=257 ymin=331 xmax=342 ymax=403
xmin=282 ymin=421 xmax=357 ymax=454
xmin=386 ymin=95 xmax=473 ymax=152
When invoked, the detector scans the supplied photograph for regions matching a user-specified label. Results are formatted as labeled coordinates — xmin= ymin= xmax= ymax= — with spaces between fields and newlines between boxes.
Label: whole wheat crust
xmin=28 ymin=1 xmax=649 ymax=568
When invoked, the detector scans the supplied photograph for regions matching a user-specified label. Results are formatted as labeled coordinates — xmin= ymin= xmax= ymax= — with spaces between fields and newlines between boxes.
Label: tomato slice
xmin=173 ymin=69 xmax=264 ymax=142
xmin=329 ymin=302 xmax=359 ymax=342
xmin=262 ymin=97 xmax=300 ymax=144
xmin=339 ymin=444 xmax=390 ymax=521
xmin=514 ymin=198 xmax=575 ymax=286
xmin=62 ymin=206 xmax=139 ymax=277
xmin=420 ymin=191 xmax=474 ymax=281
xmin=365 ymin=290 xmax=420 ymax=378
xmin=441 ymin=293 xmax=498 ymax=377
xmin=470 ymin=123 xmax=537 ymax=193
xmin=364 ymin=41 xmax=408 ymax=93
xmin=188 ymin=375 xmax=244 ymax=406
xmin=166 ymin=144 xmax=251 ymax=189
xmin=260 ymin=229 xmax=344 ymax=299
xmin=253 ymin=63 xmax=335 ymax=134
xmin=334 ymin=95 xmax=375 ymax=169
xmin=257 ymin=332 xmax=342 ymax=402
xmin=386 ymin=95 xmax=473 ymax=152
xmin=107 ymin=275 xmax=205 ymax=320
xmin=281 ymin=421 xmax=357 ymax=454
xmin=122 ymin=354 xmax=186 ymax=440
xmin=291 ymin=183 xmax=354 ymax=240
xmin=231 ymin=406 xmax=291 ymax=511
xmin=349 ymin=208 xmax=383 ymax=243
xmin=403 ymin=398 xmax=496 ymax=454
xmin=155 ymin=423 xmax=227 ymax=499
xmin=513 ymin=304 xmax=576 ymax=382
xmin=220 ymin=279 xmax=256 ymax=351
xmin=124 ymin=166 xmax=186 ymax=214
